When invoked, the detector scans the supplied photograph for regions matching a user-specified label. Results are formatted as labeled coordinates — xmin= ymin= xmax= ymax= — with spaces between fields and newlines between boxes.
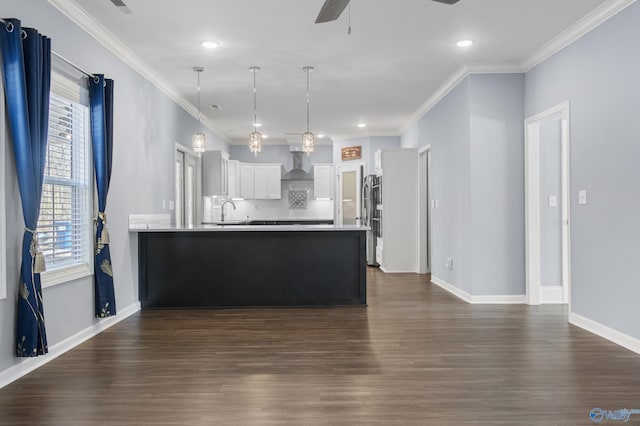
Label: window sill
xmin=41 ymin=263 xmax=93 ymax=288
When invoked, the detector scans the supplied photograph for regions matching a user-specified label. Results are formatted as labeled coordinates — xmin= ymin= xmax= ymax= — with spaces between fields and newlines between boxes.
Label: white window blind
xmin=37 ymin=74 xmax=92 ymax=275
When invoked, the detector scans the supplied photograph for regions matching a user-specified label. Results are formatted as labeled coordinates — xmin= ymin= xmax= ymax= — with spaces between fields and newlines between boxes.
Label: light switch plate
xmin=548 ymin=195 xmax=557 ymax=208
xmin=578 ymin=190 xmax=587 ymax=205
xmin=169 ymin=200 xmax=175 ymax=210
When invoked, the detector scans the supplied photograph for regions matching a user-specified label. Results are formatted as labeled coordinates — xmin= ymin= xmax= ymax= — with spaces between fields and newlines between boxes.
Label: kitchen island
xmin=132 ymin=224 xmax=367 ymax=309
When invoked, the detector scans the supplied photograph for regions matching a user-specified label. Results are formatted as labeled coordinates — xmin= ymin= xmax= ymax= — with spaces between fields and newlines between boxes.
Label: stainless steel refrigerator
xmin=362 ymin=175 xmax=381 ymax=266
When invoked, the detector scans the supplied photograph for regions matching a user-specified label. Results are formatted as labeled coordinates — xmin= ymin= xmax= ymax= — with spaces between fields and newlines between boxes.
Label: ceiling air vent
xmin=109 ymin=0 xmax=134 ymax=14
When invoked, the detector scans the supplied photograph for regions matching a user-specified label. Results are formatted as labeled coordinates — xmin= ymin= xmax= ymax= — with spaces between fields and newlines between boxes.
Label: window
xmin=37 ymin=73 xmax=93 ymax=287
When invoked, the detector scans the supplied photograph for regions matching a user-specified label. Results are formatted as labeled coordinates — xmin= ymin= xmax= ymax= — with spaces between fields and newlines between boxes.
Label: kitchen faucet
xmin=220 ymin=199 xmax=236 ymax=222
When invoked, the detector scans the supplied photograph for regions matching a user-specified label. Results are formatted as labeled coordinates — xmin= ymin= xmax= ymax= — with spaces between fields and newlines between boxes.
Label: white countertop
xmin=129 ymin=224 xmax=369 ymax=232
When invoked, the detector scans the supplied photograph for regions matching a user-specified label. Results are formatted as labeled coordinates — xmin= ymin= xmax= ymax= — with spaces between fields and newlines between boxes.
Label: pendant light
xmin=302 ymin=66 xmax=315 ymax=155
xmin=249 ymin=66 xmax=262 ymax=156
xmin=192 ymin=66 xmax=206 ymax=153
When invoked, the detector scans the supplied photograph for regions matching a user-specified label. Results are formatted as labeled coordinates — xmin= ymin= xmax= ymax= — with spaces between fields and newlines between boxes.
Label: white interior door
xmin=337 ymin=164 xmax=363 ymax=226
xmin=418 ymin=146 xmax=432 ymax=274
xmin=525 ymin=102 xmax=571 ymax=306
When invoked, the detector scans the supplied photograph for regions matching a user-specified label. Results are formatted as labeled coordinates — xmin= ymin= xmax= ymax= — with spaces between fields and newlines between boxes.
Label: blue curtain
xmin=89 ymin=75 xmax=116 ymax=318
xmin=1 ymin=19 xmax=51 ymax=357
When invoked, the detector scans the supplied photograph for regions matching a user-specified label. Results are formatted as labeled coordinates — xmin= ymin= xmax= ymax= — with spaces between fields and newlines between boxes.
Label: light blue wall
xmin=526 ymin=2 xmax=640 ymax=338
xmin=401 ymin=74 xmax=525 ymax=296
xmin=468 ymin=74 xmax=525 ymax=296
xmin=0 ymin=0 xmax=227 ymax=375
xmin=401 ymin=79 xmax=473 ymax=294
xmin=333 ymin=136 xmax=401 ymax=175
xmin=229 ymin=144 xmax=333 ymax=172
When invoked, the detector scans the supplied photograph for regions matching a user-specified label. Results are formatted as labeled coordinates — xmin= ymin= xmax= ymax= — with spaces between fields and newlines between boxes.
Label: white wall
xmin=0 ymin=0 xmax=227 ymax=376
xmin=526 ymin=2 xmax=640 ymax=339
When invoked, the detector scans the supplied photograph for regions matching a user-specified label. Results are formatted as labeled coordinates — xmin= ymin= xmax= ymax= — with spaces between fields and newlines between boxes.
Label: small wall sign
xmin=341 ymin=146 xmax=362 ymax=161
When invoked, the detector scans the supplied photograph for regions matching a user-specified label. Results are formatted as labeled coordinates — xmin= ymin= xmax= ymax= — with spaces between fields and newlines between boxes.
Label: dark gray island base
xmin=136 ymin=225 xmax=367 ymax=309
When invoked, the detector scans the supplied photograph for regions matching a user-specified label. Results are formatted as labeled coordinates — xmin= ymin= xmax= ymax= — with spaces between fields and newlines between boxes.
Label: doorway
xmin=525 ymin=102 xmax=570 ymax=306
xmin=418 ymin=145 xmax=432 ymax=274
xmin=175 ymin=146 xmax=200 ymax=228
xmin=336 ymin=163 xmax=363 ymax=226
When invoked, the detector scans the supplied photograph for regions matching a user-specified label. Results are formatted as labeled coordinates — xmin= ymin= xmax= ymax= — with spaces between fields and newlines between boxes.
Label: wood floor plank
xmin=1 ymin=269 xmax=640 ymax=425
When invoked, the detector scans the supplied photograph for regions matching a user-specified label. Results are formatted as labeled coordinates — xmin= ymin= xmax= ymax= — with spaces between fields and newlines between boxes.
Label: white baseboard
xmin=0 ymin=301 xmax=141 ymax=389
xmin=431 ymin=276 xmax=525 ymax=304
xmin=540 ymin=285 xmax=566 ymax=304
xmin=569 ymin=312 xmax=640 ymax=356
xmin=430 ymin=276 xmax=472 ymax=303
xmin=379 ymin=266 xmax=418 ymax=274
xmin=471 ymin=294 xmax=527 ymax=304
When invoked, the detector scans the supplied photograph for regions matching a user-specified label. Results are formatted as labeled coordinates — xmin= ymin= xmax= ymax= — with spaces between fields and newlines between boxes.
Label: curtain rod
xmin=51 ymin=51 xmax=98 ymax=81
xmin=0 ymin=19 xmax=98 ymax=82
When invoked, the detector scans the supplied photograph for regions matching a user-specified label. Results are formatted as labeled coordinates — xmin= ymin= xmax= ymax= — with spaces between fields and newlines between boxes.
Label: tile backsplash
xmin=204 ymin=181 xmax=334 ymax=222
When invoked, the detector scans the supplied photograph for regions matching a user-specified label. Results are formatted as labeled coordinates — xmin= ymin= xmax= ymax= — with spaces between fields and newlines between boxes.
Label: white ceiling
xmin=66 ymin=0 xmax=606 ymax=144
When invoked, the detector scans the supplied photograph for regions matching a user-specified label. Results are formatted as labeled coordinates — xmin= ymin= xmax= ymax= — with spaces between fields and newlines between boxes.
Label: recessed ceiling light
xmin=201 ymin=40 xmax=221 ymax=49
xmin=357 ymin=123 xmax=367 ymax=128
xmin=254 ymin=123 xmax=262 ymax=128
xmin=318 ymin=134 xmax=325 ymax=138
xmin=262 ymin=135 xmax=269 ymax=139
xmin=209 ymin=104 xmax=222 ymax=110
xmin=456 ymin=39 xmax=474 ymax=48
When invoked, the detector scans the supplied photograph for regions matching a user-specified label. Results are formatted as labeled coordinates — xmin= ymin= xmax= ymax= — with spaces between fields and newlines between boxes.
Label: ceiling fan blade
xmin=315 ymin=0 xmax=351 ymax=23
xmin=431 ymin=0 xmax=460 ymax=4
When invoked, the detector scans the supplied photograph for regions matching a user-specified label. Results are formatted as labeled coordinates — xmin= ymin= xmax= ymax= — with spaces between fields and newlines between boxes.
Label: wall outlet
xmin=445 ymin=258 xmax=453 ymax=270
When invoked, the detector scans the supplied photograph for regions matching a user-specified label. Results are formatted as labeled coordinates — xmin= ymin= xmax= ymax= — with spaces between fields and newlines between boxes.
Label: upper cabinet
xmin=240 ymin=163 xmax=255 ymax=199
xmin=313 ymin=163 xmax=333 ymax=199
xmin=203 ymin=151 xmax=230 ymax=196
xmin=240 ymin=163 xmax=282 ymax=200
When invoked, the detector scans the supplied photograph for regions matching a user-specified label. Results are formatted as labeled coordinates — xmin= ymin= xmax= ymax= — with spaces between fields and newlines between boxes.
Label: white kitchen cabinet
xmin=266 ymin=166 xmax=282 ymax=199
xmin=239 ymin=163 xmax=281 ymax=200
xmin=253 ymin=164 xmax=281 ymax=199
xmin=313 ymin=163 xmax=333 ymax=199
xmin=227 ymin=160 xmax=240 ymax=198
xmin=203 ymin=151 xmax=230 ymax=196
xmin=240 ymin=163 xmax=255 ymax=199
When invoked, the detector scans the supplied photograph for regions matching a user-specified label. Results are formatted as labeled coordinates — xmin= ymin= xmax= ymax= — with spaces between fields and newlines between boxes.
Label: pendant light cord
xmin=253 ymin=68 xmax=258 ymax=131
xmin=306 ymin=69 xmax=310 ymax=133
xmin=197 ymin=70 xmax=202 ymax=133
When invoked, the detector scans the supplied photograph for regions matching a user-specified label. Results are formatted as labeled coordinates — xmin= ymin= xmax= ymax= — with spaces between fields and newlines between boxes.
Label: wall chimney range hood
xmin=282 ymin=151 xmax=313 ymax=181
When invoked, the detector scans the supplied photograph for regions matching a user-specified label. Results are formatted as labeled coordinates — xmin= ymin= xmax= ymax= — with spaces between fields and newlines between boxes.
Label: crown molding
xmin=47 ymin=0 xmax=230 ymax=144
xmin=521 ymin=0 xmax=637 ymax=71
xmin=399 ymin=63 xmax=523 ymax=135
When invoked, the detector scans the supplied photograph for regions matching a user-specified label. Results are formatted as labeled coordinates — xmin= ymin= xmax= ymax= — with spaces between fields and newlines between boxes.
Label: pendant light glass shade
xmin=249 ymin=66 xmax=262 ymax=156
xmin=249 ymin=131 xmax=262 ymax=155
xmin=192 ymin=132 xmax=206 ymax=152
xmin=302 ymin=66 xmax=315 ymax=155
xmin=192 ymin=66 xmax=206 ymax=153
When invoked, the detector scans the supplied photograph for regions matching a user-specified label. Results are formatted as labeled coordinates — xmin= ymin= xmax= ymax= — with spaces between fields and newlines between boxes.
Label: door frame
xmin=417 ymin=144 xmax=432 ymax=274
xmin=524 ymin=101 xmax=571 ymax=306
xmin=336 ymin=162 xmax=364 ymax=226
xmin=175 ymin=143 xmax=201 ymax=227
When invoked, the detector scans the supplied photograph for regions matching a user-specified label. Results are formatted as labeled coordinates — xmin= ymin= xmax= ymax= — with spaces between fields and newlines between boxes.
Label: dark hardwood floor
xmin=1 ymin=268 xmax=640 ymax=425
